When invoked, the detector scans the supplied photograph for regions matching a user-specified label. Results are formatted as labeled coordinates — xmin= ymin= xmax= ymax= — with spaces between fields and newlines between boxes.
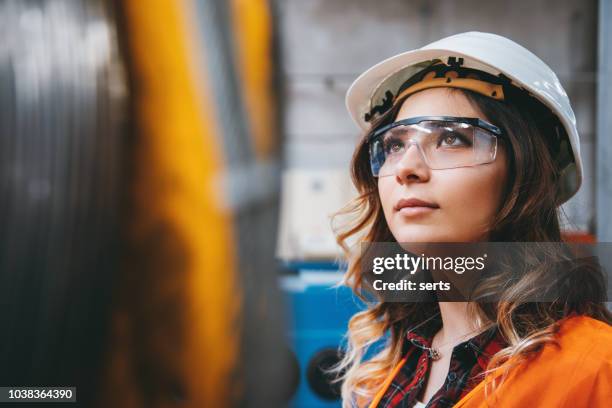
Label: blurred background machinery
xmin=280 ymin=269 xmax=364 ymax=407
xmin=0 ymin=0 xmax=290 ymax=407
xmin=104 ymin=0 xmax=288 ymax=407
xmin=0 ymin=0 xmax=126 ymax=405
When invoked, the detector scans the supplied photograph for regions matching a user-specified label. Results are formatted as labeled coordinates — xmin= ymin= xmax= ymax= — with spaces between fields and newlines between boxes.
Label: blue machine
xmin=280 ymin=262 xmax=365 ymax=407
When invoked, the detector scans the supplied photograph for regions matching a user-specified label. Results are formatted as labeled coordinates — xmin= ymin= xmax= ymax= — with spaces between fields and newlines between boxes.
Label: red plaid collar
xmin=376 ymin=322 xmax=507 ymax=408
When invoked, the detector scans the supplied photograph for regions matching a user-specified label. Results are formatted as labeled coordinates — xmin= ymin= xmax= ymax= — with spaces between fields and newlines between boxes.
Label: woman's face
xmin=377 ymin=88 xmax=508 ymax=242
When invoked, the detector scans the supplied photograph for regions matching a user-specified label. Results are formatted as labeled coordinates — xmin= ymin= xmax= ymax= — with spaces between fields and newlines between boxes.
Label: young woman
xmin=333 ymin=32 xmax=611 ymax=407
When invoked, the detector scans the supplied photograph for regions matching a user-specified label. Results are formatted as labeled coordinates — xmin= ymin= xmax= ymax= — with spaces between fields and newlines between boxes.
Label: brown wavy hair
xmin=330 ymin=87 xmax=612 ymax=407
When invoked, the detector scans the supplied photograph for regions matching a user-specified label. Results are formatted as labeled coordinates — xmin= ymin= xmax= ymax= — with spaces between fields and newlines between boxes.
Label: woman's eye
xmin=444 ymin=135 xmax=458 ymax=145
xmin=437 ymin=132 xmax=470 ymax=147
xmin=384 ymin=138 xmax=404 ymax=154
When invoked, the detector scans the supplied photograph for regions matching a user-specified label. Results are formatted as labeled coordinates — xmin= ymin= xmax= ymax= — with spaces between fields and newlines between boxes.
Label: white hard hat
xmin=346 ymin=31 xmax=582 ymax=204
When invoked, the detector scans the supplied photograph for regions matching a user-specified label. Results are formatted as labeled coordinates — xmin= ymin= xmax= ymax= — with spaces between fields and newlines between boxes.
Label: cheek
xmin=377 ymin=178 xmax=396 ymax=218
xmin=441 ymin=167 xmax=507 ymax=232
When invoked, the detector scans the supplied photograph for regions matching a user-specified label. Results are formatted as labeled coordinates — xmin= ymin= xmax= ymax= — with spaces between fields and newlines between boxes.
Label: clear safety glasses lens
xmin=369 ymin=120 xmax=499 ymax=177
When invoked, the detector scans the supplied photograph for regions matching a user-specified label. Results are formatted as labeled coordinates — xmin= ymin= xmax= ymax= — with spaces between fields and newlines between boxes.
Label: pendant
xmin=429 ymin=348 xmax=441 ymax=360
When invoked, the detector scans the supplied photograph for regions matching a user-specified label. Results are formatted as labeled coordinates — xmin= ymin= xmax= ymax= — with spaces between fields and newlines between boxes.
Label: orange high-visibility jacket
xmin=369 ymin=315 xmax=612 ymax=407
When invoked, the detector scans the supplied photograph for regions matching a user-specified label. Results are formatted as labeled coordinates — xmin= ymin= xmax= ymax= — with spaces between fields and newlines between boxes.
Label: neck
xmin=436 ymin=302 xmax=481 ymax=344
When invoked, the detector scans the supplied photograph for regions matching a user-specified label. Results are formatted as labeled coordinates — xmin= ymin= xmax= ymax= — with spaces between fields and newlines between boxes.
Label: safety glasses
xmin=367 ymin=116 xmax=504 ymax=177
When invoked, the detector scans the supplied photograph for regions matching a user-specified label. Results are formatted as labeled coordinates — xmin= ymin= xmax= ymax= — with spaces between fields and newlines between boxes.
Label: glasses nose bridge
xmin=396 ymin=137 xmax=429 ymax=168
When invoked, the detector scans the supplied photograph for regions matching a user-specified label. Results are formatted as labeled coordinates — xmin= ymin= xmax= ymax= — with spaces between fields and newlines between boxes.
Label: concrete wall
xmin=276 ymin=0 xmax=598 ymax=233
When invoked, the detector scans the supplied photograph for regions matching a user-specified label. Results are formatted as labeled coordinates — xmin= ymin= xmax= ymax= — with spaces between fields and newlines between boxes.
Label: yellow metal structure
xmin=101 ymin=0 xmax=252 ymax=406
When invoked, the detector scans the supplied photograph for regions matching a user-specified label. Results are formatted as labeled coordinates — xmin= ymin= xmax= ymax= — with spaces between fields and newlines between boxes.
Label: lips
xmin=394 ymin=198 xmax=440 ymax=211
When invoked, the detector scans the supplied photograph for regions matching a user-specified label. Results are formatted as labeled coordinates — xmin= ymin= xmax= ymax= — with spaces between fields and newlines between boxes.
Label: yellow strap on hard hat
xmin=394 ymin=70 xmax=505 ymax=103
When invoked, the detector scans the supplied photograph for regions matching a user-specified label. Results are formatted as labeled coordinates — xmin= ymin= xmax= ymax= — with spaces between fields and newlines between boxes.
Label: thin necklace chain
xmin=405 ymin=311 xmax=441 ymax=335
xmin=406 ymin=312 xmax=489 ymax=360
xmin=431 ymin=326 xmax=485 ymax=350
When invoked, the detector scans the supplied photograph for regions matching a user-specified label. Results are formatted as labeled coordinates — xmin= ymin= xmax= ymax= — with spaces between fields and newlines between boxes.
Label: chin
xmin=391 ymin=227 xmax=449 ymax=243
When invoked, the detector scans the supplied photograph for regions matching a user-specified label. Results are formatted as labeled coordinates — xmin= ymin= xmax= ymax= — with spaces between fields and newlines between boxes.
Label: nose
xmin=394 ymin=140 xmax=431 ymax=183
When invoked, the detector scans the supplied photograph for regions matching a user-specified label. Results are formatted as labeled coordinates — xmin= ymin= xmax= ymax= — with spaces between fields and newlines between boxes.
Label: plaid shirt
xmin=375 ymin=320 xmax=507 ymax=408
